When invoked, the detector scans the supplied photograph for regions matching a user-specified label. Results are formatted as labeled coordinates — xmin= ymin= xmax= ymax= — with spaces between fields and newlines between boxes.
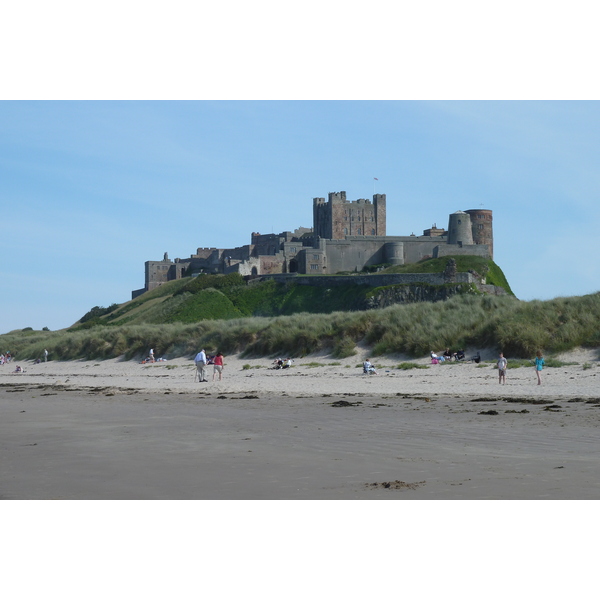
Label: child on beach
xmin=212 ymin=352 xmax=224 ymax=381
xmin=534 ymin=350 xmax=545 ymax=385
xmin=497 ymin=352 xmax=507 ymax=384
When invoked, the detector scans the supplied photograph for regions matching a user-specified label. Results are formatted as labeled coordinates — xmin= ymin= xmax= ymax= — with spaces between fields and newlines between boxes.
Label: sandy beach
xmin=2 ymin=347 xmax=600 ymax=499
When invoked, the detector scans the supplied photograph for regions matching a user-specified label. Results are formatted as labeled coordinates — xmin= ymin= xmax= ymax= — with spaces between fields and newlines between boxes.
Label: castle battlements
xmin=132 ymin=191 xmax=492 ymax=299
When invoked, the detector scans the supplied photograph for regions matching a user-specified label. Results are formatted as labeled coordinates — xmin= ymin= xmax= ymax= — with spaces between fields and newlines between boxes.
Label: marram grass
xmin=4 ymin=292 xmax=600 ymax=362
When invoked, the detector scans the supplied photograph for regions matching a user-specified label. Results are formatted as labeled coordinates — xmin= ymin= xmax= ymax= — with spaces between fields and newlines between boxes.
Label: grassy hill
xmin=4 ymin=291 xmax=600 ymax=362
xmin=6 ymin=256 xmax=563 ymax=362
xmin=71 ymin=256 xmax=513 ymax=330
xmin=380 ymin=255 xmax=513 ymax=294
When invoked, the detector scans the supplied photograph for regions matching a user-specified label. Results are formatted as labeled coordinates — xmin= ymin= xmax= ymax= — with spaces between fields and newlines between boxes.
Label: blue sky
xmin=1 ymin=100 xmax=600 ymax=334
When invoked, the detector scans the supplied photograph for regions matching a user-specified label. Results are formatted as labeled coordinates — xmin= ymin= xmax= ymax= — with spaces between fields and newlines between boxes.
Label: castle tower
xmin=373 ymin=193 xmax=386 ymax=237
xmin=447 ymin=211 xmax=474 ymax=246
xmin=465 ymin=209 xmax=493 ymax=259
xmin=313 ymin=191 xmax=386 ymax=239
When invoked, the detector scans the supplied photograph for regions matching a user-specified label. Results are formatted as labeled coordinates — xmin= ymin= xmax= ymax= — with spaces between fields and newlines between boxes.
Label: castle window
xmin=478 ymin=224 xmax=484 ymax=230
xmin=371 ymin=228 xmax=375 ymax=235
xmin=357 ymin=228 xmax=361 ymax=235
xmin=344 ymin=228 xmax=348 ymax=235
xmin=313 ymin=254 xmax=319 ymax=260
xmin=310 ymin=264 xmax=319 ymax=270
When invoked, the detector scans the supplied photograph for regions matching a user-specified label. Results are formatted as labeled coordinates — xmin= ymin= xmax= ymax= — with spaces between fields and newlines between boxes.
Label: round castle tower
xmin=447 ymin=211 xmax=474 ymax=246
xmin=465 ymin=209 xmax=493 ymax=259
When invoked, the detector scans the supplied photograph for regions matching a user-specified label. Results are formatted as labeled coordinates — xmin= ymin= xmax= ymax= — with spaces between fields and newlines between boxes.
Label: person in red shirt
xmin=213 ymin=352 xmax=224 ymax=381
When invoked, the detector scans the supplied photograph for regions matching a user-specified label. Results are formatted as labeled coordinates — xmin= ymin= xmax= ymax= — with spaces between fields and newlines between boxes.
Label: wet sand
xmin=2 ymin=376 xmax=599 ymax=499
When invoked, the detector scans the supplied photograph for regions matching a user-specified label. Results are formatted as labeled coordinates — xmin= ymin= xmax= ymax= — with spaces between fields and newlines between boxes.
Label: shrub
xmin=332 ymin=336 xmax=357 ymax=358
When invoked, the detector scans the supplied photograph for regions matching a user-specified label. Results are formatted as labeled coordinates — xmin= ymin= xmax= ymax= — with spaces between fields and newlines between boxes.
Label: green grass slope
xmin=5 ymin=292 xmax=600 ymax=361
xmin=70 ymin=257 xmax=511 ymax=329
xmin=381 ymin=255 xmax=513 ymax=295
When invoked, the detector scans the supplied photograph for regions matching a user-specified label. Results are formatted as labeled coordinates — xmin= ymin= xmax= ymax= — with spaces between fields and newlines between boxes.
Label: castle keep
xmin=132 ymin=192 xmax=493 ymax=298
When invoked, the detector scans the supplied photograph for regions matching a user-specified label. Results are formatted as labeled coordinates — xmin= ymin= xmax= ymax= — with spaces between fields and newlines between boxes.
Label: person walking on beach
xmin=195 ymin=348 xmax=208 ymax=382
xmin=212 ymin=351 xmax=224 ymax=381
xmin=497 ymin=352 xmax=507 ymax=384
xmin=534 ymin=350 xmax=545 ymax=385
xmin=44 ymin=348 xmax=48 ymax=362
xmin=149 ymin=348 xmax=155 ymax=363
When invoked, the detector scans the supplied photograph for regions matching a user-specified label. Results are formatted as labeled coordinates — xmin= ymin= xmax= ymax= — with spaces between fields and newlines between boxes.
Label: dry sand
xmin=2 ymin=347 xmax=600 ymax=499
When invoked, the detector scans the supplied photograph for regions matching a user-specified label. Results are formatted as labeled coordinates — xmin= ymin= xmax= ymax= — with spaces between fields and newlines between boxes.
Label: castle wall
xmin=401 ymin=237 xmax=447 ymax=264
xmin=145 ymin=260 xmax=172 ymax=291
xmin=321 ymin=238 xmax=387 ymax=273
xmin=255 ymin=272 xmax=477 ymax=287
xmin=193 ymin=247 xmax=218 ymax=259
xmin=434 ymin=244 xmax=490 ymax=259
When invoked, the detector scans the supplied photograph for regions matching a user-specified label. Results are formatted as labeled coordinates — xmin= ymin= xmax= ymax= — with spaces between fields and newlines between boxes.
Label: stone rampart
xmin=434 ymin=244 xmax=490 ymax=259
xmin=254 ymin=272 xmax=476 ymax=287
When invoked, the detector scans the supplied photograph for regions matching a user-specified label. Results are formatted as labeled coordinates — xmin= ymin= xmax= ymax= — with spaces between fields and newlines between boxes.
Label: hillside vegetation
xmin=72 ymin=256 xmax=512 ymax=330
xmin=13 ymin=256 xmax=584 ymax=363
xmin=4 ymin=290 xmax=600 ymax=362
xmin=380 ymin=255 xmax=513 ymax=293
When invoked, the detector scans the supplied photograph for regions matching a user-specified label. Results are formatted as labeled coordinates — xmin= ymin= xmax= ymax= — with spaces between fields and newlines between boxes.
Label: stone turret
xmin=465 ymin=208 xmax=493 ymax=259
xmin=447 ymin=211 xmax=474 ymax=246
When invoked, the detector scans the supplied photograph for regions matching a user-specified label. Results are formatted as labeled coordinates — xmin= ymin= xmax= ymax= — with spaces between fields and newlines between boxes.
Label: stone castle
xmin=132 ymin=191 xmax=493 ymax=298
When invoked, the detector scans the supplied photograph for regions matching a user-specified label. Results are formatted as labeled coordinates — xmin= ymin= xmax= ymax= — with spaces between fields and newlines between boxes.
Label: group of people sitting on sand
xmin=0 ymin=352 xmax=12 ymax=365
xmin=272 ymin=358 xmax=293 ymax=370
xmin=430 ymin=348 xmax=470 ymax=363
xmin=140 ymin=348 xmax=167 ymax=364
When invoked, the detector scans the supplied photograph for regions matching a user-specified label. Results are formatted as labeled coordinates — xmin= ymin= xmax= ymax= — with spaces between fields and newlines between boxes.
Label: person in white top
xmin=195 ymin=349 xmax=208 ymax=382
xmin=363 ymin=359 xmax=377 ymax=375
xmin=497 ymin=352 xmax=507 ymax=384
